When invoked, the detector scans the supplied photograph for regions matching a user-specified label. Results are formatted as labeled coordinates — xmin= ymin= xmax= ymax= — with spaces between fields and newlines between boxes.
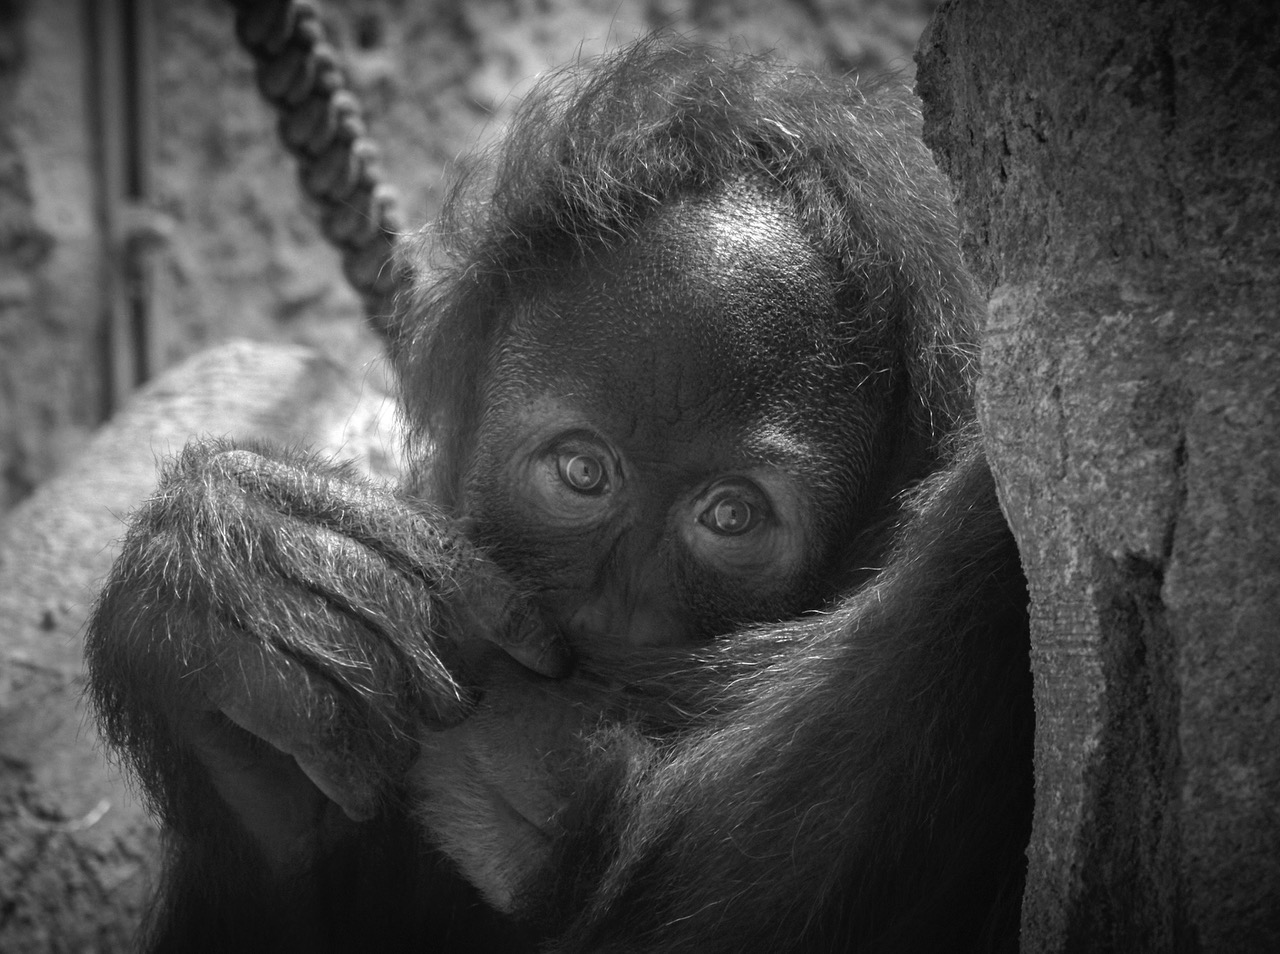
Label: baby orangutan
xmin=87 ymin=40 xmax=1031 ymax=954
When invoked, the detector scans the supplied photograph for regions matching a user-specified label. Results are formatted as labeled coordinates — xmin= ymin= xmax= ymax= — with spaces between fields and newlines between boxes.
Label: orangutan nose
xmin=568 ymin=597 xmax=690 ymax=647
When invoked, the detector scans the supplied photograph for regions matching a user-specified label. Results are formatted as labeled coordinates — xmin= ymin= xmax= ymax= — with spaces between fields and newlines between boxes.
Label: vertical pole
xmin=87 ymin=0 xmax=156 ymax=416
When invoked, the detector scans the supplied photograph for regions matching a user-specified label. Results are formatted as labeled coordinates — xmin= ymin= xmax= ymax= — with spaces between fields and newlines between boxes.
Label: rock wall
xmin=919 ymin=0 xmax=1280 ymax=948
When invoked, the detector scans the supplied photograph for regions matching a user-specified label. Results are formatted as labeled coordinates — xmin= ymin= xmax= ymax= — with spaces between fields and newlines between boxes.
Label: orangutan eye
xmin=557 ymin=452 xmax=609 ymax=494
xmin=683 ymin=475 xmax=801 ymax=578
xmin=699 ymin=491 xmax=762 ymax=536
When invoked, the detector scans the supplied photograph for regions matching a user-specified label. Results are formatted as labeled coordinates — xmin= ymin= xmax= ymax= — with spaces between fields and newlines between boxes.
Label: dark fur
xmin=397 ymin=40 xmax=980 ymax=512
xmin=85 ymin=38 xmax=1031 ymax=953
xmin=544 ymin=438 xmax=1031 ymax=953
xmin=85 ymin=441 xmax=543 ymax=950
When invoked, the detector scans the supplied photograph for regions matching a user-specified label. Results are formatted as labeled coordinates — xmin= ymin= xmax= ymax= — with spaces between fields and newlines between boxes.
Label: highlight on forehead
xmin=742 ymin=423 xmax=820 ymax=467
xmin=499 ymin=185 xmax=841 ymax=362
xmin=467 ymin=189 xmax=895 ymax=472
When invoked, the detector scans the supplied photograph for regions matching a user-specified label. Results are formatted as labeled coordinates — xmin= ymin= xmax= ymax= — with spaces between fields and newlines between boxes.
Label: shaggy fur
xmin=85 ymin=39 xmax=1031 ymax=954
xmin=397 ymin=38 xmax=980 ymax=511
xmin=542 ymin=438 xmax=1031 ymax=953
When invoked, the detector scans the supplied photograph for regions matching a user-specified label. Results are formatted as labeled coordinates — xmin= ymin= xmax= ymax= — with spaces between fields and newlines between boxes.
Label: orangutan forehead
xmin=493 ymin=187 xmax=842 ymax=404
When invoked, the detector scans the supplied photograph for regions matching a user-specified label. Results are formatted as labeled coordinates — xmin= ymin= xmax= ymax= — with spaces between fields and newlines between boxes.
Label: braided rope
xmin=227 ymin=0 xmax=410 ymax=341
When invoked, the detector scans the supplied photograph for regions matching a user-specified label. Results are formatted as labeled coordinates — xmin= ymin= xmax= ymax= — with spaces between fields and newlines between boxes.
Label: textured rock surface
xmin=0 ymin=1 xmax=99 ymax=510
xmin=919 ymin=0 xmax=1279 ymax=949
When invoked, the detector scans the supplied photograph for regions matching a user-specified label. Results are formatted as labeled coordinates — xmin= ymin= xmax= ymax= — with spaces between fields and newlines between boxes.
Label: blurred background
xmin=0 ymin=0 xmax=940 ymax=514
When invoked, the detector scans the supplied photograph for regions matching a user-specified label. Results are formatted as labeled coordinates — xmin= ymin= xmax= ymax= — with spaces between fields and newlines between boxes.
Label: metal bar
xmin=86 ymin=0 xmax=156 ymax=415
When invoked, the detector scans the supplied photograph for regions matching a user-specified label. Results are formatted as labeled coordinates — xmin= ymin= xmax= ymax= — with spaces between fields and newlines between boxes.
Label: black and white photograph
xmin=0 ymin=1 xmax=1276 ymax=951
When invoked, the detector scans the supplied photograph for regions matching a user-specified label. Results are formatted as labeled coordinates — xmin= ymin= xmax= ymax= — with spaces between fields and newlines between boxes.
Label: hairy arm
xmin=85 ymin=440 xmax=567 ymax=876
